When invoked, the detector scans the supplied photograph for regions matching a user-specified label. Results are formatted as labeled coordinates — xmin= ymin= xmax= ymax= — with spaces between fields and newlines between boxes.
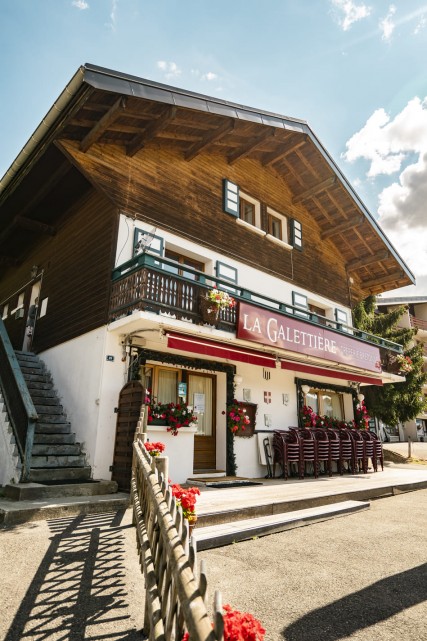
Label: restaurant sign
xmin=237 ymin=302 xmax=382 ymax=373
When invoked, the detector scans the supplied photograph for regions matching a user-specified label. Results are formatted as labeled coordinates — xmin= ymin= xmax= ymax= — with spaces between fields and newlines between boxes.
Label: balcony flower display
xmin=223 ymin=400 xmax=251 ymax=434
xmin=144 ymin=441 xmax=165 ymax=457
xmin=396 ymin=354 xmax=413 ymax=374
xmin=146 ymin=392 xmax=197 ymax=436
xmin=199 ymin=286 xmax=236 ymax=325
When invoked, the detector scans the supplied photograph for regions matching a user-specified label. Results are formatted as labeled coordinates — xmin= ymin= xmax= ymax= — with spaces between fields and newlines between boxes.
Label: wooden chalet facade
xmin=0 ymin=64 xmax=415 ymax=484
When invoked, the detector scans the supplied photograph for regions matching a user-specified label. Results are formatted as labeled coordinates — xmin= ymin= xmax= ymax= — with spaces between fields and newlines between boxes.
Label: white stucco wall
xmin=0 ymin=391 xmax=21 ymax=486
xmin=38 ymin=327 xmax=127 ymax=479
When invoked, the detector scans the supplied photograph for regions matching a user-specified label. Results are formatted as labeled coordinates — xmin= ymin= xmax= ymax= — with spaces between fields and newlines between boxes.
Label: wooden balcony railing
xmin=110 ymin=252 xmax=403 ymax=355
xmin=410 ymin=315 xmax=427 ymax=331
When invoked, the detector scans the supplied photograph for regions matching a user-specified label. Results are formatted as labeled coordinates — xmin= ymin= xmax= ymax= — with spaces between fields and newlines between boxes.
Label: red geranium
xmin=171 ymin=483 xmax=200 ymax=519
xmin=144 ymin=441 xmax=165 ymax=457
xmin=182 ymin=604 xmax=265 ymax=641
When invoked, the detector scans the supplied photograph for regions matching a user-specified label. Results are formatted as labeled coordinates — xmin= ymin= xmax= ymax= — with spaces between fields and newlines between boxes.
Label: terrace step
xmin=193 ymin=500 xmax=370 ymax=551
xmin=4 ymin=480 xmax=119 ymax=501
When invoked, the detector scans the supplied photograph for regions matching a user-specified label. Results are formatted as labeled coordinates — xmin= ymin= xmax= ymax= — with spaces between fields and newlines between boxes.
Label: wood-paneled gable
xmin=58 ymin=139 xmax=352 ymax=306
xmin=0 ymin=189 xmax=117 ymax=352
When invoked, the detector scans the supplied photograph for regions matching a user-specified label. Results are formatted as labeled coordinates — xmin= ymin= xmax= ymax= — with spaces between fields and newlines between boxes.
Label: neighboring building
xmin=0 ymin=64 xmax=415 ymax=485
xmin=376 ymin=296 xmax=427 ymax=442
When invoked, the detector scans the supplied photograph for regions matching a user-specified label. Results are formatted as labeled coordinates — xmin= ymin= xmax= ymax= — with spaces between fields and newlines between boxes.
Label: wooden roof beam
xmin=80 ymin=97 xmax=127 ymax=152
xmin=184 ymin=120 xmax=235 ymax=161
xmin=15 ymin=216 xmax=56 ymax=235
xmin=292 ymin=176 xmax=336 ymax=204
xmin=227 ymin=128 xmax=275 ymax=165
xmin=347 ymin=250 xmax=389 ymax=272
xmin=126 ymin=105 xmax=177 ymax=157
xmin=361 ymin=271 xmax=405 ymax=290
xmin=262 ymin=138 xmax=307 ymax=167
xmin=320 ymin=216 xmax=364 ymax=240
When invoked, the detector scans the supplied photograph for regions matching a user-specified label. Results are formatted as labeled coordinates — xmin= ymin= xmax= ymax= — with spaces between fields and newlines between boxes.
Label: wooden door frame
xmin=132 ymin=348 xmax=238 ymax=475
xmin=188 ymin=371 xmax=217 ymax=471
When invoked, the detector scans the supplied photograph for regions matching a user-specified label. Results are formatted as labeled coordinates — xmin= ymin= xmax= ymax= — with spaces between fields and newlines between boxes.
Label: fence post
xmin=408 ymin=436 xmax=412 ymax=459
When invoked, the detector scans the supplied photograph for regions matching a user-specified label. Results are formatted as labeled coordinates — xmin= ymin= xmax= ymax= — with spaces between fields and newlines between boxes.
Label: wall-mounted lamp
xmin=234 ymin=374 xmax=243 ymax=386
xmin=301 ymin=384 xmax=311 ymax=395
xmin=30 ymin=265 xmax=39 ymax=279
xmin=357 ymin=393 xmax=365 ymax=402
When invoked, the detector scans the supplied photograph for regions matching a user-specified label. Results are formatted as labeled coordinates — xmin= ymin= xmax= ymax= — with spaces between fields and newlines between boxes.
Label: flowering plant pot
xmin=146 ymin=392 xmax=198 ymax=436
xmin=144 ymin=441 xmax=165 ymax=457
xmin=171 ymin=484 xmax=200 ymax=527
xmin=199 ymin=286 xmax=236 ymax=325
xmin=223 ymin=400 xmax=252 ymax=434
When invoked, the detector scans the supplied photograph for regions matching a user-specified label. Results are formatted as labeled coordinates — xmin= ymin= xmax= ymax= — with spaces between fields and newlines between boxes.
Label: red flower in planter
xmin=182 ymin=604 xmax=265 ymax=641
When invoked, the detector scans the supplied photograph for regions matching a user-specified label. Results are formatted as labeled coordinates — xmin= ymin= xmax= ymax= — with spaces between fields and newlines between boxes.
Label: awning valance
xmin=166 ymin=332 xmax=277 ymax=368
xmin=280 ymin=360 xmax=383 ymax=386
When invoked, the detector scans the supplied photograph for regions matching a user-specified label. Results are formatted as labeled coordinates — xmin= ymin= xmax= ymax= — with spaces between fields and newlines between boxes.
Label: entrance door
xmin=188 ymin=373 xmax=216 ymax=471
xmin=111 ymin=381 xmax=144 ymax=491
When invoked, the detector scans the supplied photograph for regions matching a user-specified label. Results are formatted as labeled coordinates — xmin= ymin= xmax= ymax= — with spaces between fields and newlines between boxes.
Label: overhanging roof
xmin=0 ymin=63 xmax=416 ymax=294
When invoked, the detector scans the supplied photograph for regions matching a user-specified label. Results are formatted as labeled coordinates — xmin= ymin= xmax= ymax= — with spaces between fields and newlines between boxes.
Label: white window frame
xmin=237 ymin=191 xmax=262 ymax=231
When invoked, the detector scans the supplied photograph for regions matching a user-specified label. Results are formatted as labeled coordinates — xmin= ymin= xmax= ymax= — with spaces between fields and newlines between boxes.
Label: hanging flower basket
xmin=199 ymin=293 xmax=221 ymax=326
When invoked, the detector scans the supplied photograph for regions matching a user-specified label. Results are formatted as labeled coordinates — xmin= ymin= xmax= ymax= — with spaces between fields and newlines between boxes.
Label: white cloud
xmin=379 ymin=4 xmax=396 ymax=41
xmin=201 ymin=72 xmax=217 ymax=81
xmin=344 ymin=97 xmax=427 ymax=284
xmin=72 ymin=0 xmax=89 ymax=9
xmin=413 ymin=14 xmax=426 ymax=34
xmin=331 ymin=0 xmax=372 ymax=31
xmin=157 ymin=61 xmax=182 ymax=80
xmin=104 ymin=0 xmax=118 ymax=31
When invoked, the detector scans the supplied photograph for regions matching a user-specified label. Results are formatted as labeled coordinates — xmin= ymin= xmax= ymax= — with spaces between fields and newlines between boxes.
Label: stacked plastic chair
xmin=313 ymin=428 xmax=332 ymax=476
xmin=335 ymin=428 xmax=355 ymax=473
xmin=325 ymin=428 xmax=344 ymax=475
xmin=272 ymin=429 xmax=302 ymax=480
xmin=360 ymin=429 xmax=375 ymax=471
xmin=348 ymin=428 xmax=368 ymax=473
xmin=295 ymin=427 xmax=318 ymax=479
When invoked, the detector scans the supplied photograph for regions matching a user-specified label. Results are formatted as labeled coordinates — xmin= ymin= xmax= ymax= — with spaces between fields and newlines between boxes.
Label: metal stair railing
xmin=0 ymin=318 xmax=38 ymax=482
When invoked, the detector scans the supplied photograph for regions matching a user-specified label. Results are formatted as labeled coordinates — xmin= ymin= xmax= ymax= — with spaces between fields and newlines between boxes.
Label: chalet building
xmin=0 ymin=64 xmax=416 ymax=487
xmin=376 ymin=296 xmax=427 ymax=443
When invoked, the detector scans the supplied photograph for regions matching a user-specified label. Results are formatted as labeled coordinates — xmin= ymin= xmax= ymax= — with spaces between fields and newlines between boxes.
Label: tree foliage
xmin=353 ymin=296 xmax=427 ymax=426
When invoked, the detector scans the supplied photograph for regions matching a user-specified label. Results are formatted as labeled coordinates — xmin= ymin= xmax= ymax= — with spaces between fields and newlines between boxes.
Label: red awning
xmin=280 ymin=360 xmax=383 ymax=386
xmin=166 ymin=332 xmax=277 ymax=368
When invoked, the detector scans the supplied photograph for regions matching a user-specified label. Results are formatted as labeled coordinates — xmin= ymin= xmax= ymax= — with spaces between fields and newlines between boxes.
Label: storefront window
xmin=305 ymin=389 xmax=343 ymax=420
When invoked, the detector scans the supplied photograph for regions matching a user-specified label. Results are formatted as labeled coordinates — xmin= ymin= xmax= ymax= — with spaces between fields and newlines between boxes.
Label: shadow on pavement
xmin=283 ymin=562 xmax=427 ymax=641
xmin=4 ymin=509 xmax=143 ymax=641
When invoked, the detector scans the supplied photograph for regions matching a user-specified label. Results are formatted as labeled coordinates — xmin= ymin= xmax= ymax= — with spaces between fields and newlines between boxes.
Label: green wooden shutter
xmin=223 ymin=179 xmax=239 ymax=217
xmin=290 ymin=218 xmax=303 ymax=250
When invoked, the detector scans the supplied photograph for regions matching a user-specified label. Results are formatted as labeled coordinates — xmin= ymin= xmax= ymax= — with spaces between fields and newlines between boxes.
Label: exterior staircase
xmin=14 ymin=350 xmax=91 ymax=483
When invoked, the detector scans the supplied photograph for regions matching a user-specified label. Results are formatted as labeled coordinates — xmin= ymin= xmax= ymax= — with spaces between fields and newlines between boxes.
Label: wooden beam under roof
xmin=15 ymin=216 xmax=56 ymax=235
xmin=320 ymin=215 xmax=364 ymax=240
xmin=126 ymin=105 xmax=177 ymax=157
xmin=347 ymin=250 xmax=389 ymax=272
xmin=361 ymin=271 xmax=405 ymax=290
xmin=0 ymin=255 xmax=18 ymax=267
xmin=80 ymin=97 xmax=127 ymax=152
xmin=227 ymin=128 xmax=275 ymax=165
xmin=292 ymin=176 xmax=336 ymax=204
xmin=184 ymin=120 xmax=235 ymax=161
xmin=261 ymin=138 xmax=307 ymax=167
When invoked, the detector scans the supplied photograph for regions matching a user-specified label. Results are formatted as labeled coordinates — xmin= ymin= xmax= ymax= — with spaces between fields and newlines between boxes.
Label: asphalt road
xmin=1 ymin=489 xmax=426 ymax=641
xmin=200 ymin=488 xmax=427 ymax=641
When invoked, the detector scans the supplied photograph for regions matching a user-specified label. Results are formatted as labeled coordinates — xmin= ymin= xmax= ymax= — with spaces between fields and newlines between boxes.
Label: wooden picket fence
xmin=132 ymin=425 xmax=224 ymax=641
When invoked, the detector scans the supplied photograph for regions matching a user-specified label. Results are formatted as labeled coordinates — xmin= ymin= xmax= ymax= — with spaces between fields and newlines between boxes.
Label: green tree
xmin=353 ymin=296 xmax=427 ymax=426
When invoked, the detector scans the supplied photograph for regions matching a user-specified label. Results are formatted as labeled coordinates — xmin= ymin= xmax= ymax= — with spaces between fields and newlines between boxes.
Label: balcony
xmin=110 ymin=253 xmax=403 ymax=368
xmin=410 ymin=315 xmax=427 ymax=332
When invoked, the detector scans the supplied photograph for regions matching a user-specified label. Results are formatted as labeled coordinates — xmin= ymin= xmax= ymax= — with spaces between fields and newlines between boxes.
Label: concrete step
xmin=15 ymin=350 xmax=38 ymax=360
xmin=33 ymin=433 xmax=76 ymax=445
xmin=19 ymin=363 xmax=45 ymax=374
xmin=32 ymin=443 xmax=82 ymax=456
xmin=190 ymin=470 xmax=227 ymax=480
xmin=35 ymin=414 xmax=69 ymax=424
xmin=0 ymin=492 xmax=130 ymax=526
xmin=30 ymin=454 xmax=87 ymax=468
xmin=22 ymin=373 xmax=52 ymax=383
xmin=193 ymin=500 xmax=370 ymax=551
xmin=26 ymin=381 xmax=54 ymax=391
xmin=4 ymin=480 xmax=119 ymax=501
xmin=34 ymin=405 xmax=64 ymax=415
xmin=29 ymin=466 xmax=92 ymax=483
xmin=35 ymin=422 xmax=72 ymax=433
xmin=31 ymin=394 xmax=61 ymax=405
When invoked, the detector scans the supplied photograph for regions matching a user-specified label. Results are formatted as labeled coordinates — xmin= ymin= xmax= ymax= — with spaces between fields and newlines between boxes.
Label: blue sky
xmin=1 ymin=1 xmax=427 ymax=294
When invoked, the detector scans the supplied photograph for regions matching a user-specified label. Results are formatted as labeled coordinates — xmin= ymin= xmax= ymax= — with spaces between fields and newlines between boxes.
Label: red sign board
xmin=237 ymin=302 xmax=382 ymax=373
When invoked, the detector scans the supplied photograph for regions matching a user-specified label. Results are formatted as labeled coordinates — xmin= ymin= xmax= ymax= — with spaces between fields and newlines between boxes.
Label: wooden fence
xmin=132 ymin=425 xmax=224 ymax=640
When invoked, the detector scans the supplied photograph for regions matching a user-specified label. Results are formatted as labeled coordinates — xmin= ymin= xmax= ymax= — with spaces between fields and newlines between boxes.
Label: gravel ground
xmin=0 ymin=509 xmax=145 ymax=641
xmin=1 ymin=490 xmax=426 ymax=641
xmin=199 ymin=489 xmax=427 ymax=641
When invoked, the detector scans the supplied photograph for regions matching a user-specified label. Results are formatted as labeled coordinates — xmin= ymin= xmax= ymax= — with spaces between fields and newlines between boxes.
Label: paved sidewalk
xmin=0 ymin=509 xmax=145 ymax=641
